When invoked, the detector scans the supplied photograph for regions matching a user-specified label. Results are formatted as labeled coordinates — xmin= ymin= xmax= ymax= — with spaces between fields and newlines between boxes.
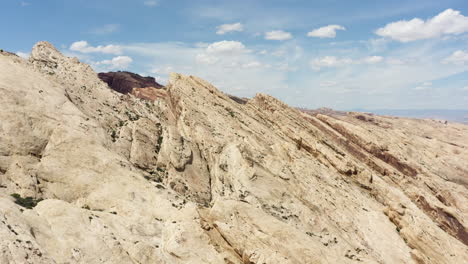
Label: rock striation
xmin=0 ymin=41 xmax=467 ymax=263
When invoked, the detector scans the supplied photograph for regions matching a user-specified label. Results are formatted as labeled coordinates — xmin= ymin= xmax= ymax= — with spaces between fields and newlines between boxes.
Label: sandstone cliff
xmin=0 ymin=42 xmax=467 ymax=264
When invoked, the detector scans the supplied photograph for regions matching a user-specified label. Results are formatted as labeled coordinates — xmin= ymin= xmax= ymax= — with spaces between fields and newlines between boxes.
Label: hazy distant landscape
xmin=355 ymin=109 xmax=468 ymax=124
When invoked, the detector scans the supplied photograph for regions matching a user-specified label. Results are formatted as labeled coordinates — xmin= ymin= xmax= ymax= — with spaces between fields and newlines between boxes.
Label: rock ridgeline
xmin=0 ymin=41 xmax=467 ymax=264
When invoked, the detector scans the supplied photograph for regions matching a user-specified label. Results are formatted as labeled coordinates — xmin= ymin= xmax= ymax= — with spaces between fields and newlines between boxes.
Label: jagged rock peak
xmin=30 ymin=41 xmax=64 ymax=60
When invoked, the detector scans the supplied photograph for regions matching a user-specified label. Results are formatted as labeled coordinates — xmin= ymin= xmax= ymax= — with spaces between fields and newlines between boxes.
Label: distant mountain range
xmin=351 ymin=109 xmax=468 ymax=124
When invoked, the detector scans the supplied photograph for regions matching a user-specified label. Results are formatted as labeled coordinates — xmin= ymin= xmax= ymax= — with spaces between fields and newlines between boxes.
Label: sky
xmin=1 ymin=0 xmax=468 ymax=110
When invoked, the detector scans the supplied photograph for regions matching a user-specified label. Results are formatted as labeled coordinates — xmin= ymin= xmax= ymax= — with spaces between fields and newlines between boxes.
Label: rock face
xmin=0 ymin=41 xmax=467 ymax=264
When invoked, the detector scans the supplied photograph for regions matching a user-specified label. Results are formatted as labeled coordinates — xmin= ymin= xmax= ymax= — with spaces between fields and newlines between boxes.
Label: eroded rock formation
xmin=0 ymin=41 xmax=467 ymax=263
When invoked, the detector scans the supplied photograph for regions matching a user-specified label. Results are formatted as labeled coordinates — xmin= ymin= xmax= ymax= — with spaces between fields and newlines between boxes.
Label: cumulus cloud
xmin=216 ymin=22 xmax=244 ymax=35
xmin=70 ymin=41 xmax=122 ymax=55
xmin=307 ymin=25 xmax=346 ymax=38
xmin=443 ymin=50 xmax=468 ymax=64
xmin=265 ymin=30 xmax=292 ymax=40
xmin=95 ymin=56 xmax=133 ymax=69
xmin=206 ymin=40 xmax=249 ymax=54
xmin=376 ymin=9 xmax=468 ymax=42
xmin=195 ymin=41 xmax=250 ymax=66
xmin=143 ymin=0 xmax=159 ymax=7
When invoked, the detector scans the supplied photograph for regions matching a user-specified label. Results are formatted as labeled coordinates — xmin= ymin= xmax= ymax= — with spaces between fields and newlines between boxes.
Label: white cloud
xmin=311 ymin=56 xmax=353 ymax=70
xmin=265 ymin=30 xmax=292 ymax=41
xmin=216 ymin=22 xmax=244 ymax=35
xmin=195 ymin=54 xmax=219 ymax=65
xmin=307 ymin=25 xmax=346 ymax=38
xmin=362 ymin=56 xmax=384 ymax=64
xmin=271 ymin=49 xmax=286 ymax=57
xmin=206 ymin=41 xmax=248 ymax=54
xmin=386 ymin=58 xmax=406 ymax=65
xmin=118 ymin=41 xmax=289 ymax=96
xmin=414 ymin=81 xmax=433 ymax=90
xmin=376 ymin=9 xmax=468 ymax=42
xmin=70 ymin=41 xmax=122 ymax=55
xmin=195 ymin=41 xmax=250 ymax=66
xmin=366 ymin=38 xmax=389 ymax=53
xmin=311 ymin=55 xmax=384 ymax=70
xmin=150 ymin=66 xmax=174 ymax=75
xmin=20 ymin=2 xmax=30 ymax=7
xmin=443 ymin=50 xmax=468 ymax=64
xmin=242 ymin=61 xmax=262 ymax=69
xmin=95 ymin=56 xmax=133 ymax=69
xmin=320 ymin=81 xmax=338 ymax=87
xmin=16 ymin=52 xmax=29 ymax=59
xmin=143 ymin=1 xmax=159 ymax=7
xmin=91 ymin=24 xmax=120 ymax=35
xmin=276 ymin=62 xmax=298 ymax=72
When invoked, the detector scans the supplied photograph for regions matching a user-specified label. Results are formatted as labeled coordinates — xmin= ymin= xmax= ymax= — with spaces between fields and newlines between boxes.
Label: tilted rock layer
xmin=0 ymin=42 xmax=467 ymax=263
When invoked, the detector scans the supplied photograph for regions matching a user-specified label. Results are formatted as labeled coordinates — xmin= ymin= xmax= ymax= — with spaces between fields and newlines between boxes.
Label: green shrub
xmin=11 ymin=193 xmax=43 ymax=209
xmin=110 ymin=129 xmax=117 ymax=142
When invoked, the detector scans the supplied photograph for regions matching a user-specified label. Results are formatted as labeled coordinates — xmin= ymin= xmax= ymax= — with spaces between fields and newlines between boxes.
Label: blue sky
xmin=2 ymin=0 xmax=468 ymax=110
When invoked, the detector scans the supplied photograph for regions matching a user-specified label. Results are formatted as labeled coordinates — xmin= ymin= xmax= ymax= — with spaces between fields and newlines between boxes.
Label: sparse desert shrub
xmin=155 ymin=135 xmax=163 ymax=153
xmin=10 ymin=193 xmax=43 ymax=209
xmin=125 ymin=110 xmax=140 ymax=121
xmin=110 ymin=129 xmax=118 ymax=142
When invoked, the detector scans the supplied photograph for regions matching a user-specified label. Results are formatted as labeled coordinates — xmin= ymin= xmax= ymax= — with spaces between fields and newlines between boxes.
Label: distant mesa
xmin=98 ymin=71 xmax=165 ymax=101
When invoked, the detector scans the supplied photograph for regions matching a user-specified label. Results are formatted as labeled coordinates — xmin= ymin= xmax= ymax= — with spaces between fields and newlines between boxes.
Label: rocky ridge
xmin=0 ymin=42 xmax=467 ymax=263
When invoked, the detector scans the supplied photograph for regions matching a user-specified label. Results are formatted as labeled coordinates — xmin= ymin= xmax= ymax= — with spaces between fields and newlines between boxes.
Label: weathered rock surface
xmin=0 ymin=42 xmax=467 ymax=263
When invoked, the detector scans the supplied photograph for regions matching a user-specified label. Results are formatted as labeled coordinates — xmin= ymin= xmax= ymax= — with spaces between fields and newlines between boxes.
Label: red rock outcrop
xmin=98 ymin=71 xmax=164 ymax=95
